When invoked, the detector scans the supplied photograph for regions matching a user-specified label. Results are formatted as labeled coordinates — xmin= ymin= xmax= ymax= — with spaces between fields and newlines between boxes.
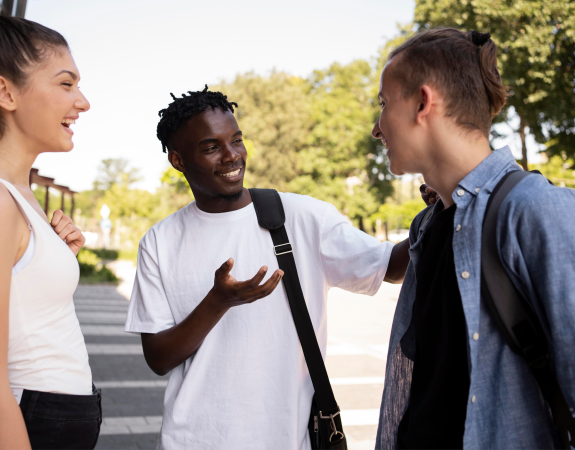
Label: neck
xmin=194 ymin=187 xmax=252 ymax=213
xmin=0 ymin=131 xmax=38 ymax=187
xmin=420 ymin=133 xmax=492 ymax=208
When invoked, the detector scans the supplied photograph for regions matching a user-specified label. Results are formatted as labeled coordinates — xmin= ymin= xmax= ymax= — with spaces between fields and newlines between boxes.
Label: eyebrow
xmin=54 ymin=70 xmax=78 ymax=80
xmin=198 ymin=130 xmax=243 ymax=146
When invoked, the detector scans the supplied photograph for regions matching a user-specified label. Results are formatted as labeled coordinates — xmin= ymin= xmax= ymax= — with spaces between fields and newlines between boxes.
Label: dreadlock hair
xmin=156 ymin=85 xmax=238 ymax=153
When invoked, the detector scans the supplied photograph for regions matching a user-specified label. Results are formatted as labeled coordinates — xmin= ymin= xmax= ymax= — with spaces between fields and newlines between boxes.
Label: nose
xmin=372 ymin=117 xmax=382 ymax=139
xmin=76 ymin=90 xmax=90 ymax=113
xmin=221 ymin=143 xmax=241 ymax=165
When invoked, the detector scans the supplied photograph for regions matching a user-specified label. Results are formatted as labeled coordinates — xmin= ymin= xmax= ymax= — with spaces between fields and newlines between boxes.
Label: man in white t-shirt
xmin=125 ymin=86 xmax=415 ymax=450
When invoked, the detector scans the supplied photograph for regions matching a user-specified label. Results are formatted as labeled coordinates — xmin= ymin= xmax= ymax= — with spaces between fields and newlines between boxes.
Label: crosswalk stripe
xmin=81 ymin=325 xmax=127 ymax=336
xmin=94 ymin=377 xmax=385 ymax=389
xmin=100 ymin=409 xmax=380 ymax=435
xmin=87 ymin=343 xmax=387 ymax=357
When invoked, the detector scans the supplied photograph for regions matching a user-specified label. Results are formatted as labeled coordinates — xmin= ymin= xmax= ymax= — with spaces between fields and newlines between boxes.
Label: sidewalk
xmin=77 ymin=270 xmax=399 ymax=450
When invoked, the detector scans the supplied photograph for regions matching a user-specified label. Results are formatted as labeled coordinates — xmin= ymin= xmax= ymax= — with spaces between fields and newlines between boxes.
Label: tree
xmin=214 ymin=72 xmax=310 ymax=192
xmin=415 ymin=0 xmax=575 ymax=168
xmin=293 ymin=60 xmax=393 ymax=228
xmin=93 ymin=158 xmax=142 ymax=190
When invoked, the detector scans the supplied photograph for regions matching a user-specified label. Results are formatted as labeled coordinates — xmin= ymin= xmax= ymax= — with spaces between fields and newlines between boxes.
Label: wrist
xmin=205 ymin=288 xmax=229 ymax=315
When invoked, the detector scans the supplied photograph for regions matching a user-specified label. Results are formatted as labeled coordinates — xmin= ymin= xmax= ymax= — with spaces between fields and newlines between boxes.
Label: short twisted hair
xmin=156 ymin=85 xmax=238 ymax=153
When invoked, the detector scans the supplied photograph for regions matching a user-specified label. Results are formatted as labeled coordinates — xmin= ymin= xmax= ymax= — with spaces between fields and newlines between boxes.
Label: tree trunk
xmin=519 ymin=115 xmax=529 ymax=171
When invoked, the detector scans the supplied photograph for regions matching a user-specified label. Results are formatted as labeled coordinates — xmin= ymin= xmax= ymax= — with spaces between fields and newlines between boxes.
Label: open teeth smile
xmin=61 ymin=118 xmax=75 ymax=128
xmin=218 ymin=168 xmax=241 ymax=178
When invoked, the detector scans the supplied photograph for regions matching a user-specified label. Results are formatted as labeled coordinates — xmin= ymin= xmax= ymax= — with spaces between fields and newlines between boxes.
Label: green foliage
xmin=89 ymin=248 xmax=119 ymax=260
xmin=160 ymin=167 xmax=190 ymax=193
xmin=77 ymin=248 xmax=119 ymax=283
xmin=93 ymin=158 xmax=142 ymax=190
xmin=214 ymin=63 xmax=395 ymax=221
xmin=414 ymin=0 xmax=575 ymax=163
xmin=215 ymin=72 xmax=309 ymax=192
xmin=531 ymin=155 xmax=575 ymax=188
xmin=371 ymin=199 xmax=427 ymax=231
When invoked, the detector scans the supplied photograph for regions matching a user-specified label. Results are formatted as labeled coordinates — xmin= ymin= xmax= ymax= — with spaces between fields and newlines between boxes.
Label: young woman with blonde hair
xmin=0 ymin=17 xmax=100 ymax=450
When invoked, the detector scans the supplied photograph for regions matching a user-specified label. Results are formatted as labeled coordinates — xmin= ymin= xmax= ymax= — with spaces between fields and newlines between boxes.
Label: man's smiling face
xmin=168 ymin=107 xmax=247 ymax=201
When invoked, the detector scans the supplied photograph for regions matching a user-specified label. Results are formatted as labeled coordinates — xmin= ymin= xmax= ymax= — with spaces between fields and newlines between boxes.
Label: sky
xmin=26 ymin=0 xmax=415 ymax=192
xmin=26 ymin=0 xmax=542 ymax=192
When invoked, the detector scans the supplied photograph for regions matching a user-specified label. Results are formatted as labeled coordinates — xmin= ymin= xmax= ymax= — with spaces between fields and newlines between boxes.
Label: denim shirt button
xmin=456 ymin=224 xmax=462 ymax=232
xmin=457 ymin=189 xmax=465 ymax=197
xmin=471 ymin=395 xmax=477 ymax=403
xmin=473 ymin=332 xmax=479 ymax=340
xmin=475 ymin=188 xmax=481 ymax=193
xmin=462 ymin=271 xmax=470 ymax=279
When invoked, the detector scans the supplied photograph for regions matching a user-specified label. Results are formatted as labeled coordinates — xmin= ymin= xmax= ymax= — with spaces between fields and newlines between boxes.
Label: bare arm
xmin=0 ymin=188 xmax=31 ymax=450
xmin=383 ymin=184 xmax=440 ymax=284
xmin=141 ymin=258 xmax=283 ymax=376
xmin=383 ymin=238 xmax=410 ymax=284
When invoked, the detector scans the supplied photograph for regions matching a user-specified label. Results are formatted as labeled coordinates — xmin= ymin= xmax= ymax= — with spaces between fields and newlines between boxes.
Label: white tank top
xmin=1 ymin=178 xmax=92 ymax=396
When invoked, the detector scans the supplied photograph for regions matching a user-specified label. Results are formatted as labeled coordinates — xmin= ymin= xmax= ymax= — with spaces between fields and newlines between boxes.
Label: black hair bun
xmin=470 ymin=30 xmax=491 ymax=47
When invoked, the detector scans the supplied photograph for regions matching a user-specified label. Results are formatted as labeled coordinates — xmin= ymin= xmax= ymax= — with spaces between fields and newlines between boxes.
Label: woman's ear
xmin=415 ymin=85 xmax=433 ymax=125
xmin=0 ymin=77 xmax=17 ymax=112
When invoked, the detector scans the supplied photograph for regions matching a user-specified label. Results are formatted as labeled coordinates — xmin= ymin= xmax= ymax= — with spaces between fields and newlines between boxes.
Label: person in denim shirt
xmin=372 ymin=28 xmax=575 ymax=449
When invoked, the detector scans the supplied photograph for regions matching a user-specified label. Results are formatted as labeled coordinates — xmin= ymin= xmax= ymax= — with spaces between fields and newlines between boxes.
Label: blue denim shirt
xmin=376 ymin=147 xmax=575 ymax=449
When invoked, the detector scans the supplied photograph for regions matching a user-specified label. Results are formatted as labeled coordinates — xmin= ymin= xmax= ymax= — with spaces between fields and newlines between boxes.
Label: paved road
xmin=77 ymin=280 xmax=400 ymax=450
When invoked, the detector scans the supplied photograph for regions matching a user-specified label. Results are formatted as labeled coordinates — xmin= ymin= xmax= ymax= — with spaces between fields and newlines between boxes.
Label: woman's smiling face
xmin=7 ymin=48 xmax=90 ymax=153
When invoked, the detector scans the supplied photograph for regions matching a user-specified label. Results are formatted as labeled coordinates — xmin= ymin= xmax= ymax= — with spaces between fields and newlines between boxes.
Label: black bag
xmin=250 ymin=188 xmax=347 ymax=450
xmin=418 ymin=171 xmax=575 ymax=449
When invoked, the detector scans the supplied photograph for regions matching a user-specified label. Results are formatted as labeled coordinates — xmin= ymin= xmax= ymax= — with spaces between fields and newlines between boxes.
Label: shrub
xmin=77 ymin=248 xmax=119 ymax=283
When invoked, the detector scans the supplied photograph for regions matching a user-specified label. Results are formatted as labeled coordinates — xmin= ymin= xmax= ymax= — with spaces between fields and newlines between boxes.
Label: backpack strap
xmin=249 ymin=188 xmax=344 ymax=426
xmin=482 ymin=170 xmax=575 ymax=449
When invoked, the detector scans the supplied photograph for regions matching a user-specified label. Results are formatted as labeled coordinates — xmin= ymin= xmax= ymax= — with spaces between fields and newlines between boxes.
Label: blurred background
xmin=4 ymin=2 xmax=573 ymax=449
xmin=5 ymin=0 xmax=573 ymax=281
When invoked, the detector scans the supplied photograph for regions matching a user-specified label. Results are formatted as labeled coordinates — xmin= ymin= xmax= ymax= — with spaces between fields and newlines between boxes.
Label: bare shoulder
xmin=0 ymin=184 xmax=26 ymax=239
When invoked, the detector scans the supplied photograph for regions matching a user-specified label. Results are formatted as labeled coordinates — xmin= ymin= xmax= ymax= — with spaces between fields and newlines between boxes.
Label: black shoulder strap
xmin=249 ymin=188 xmax=340 ymax=417
xmin=481 ymin=170 xmax=575 ymax=449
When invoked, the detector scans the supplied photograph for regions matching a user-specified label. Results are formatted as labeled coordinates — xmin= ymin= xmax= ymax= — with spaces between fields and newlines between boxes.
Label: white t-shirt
xmin=125 ymin=193 xmax=393 ymax=450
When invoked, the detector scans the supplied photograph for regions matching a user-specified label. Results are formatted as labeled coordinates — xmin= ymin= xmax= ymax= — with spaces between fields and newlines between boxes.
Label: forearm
xmin=141 ymin=289 xmax=228 ymax=376
xmin=383 ymin=238 xmax=410 ymax=284
xmin=0 ymin=384 xmax=31 ymax=450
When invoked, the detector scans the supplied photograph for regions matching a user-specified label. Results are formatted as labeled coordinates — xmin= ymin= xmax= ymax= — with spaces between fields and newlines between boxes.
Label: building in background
xmin=0 ymin=0 xmax=27 ymax=17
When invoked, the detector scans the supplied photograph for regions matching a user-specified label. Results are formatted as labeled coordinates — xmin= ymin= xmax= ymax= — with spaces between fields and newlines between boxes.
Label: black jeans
xmin=19 ymin=384 xmax=102 ymax=450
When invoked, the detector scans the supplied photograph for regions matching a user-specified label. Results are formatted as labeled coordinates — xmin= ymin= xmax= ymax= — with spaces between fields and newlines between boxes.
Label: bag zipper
xmin=314 ymin=415 xmax=318 ymax=432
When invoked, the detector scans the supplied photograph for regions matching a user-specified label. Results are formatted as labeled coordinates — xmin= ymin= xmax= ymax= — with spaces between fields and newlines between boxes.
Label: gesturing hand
xmin=211 ymin=258 xmax=284 ymax=311
xmin=51 ymin=210 xmax=86 ymax=256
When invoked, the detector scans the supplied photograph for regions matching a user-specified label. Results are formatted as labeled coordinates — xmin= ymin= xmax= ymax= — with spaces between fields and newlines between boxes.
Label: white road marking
xmin=96 ymin=380 xmax=168 ymax=388
xmin=87 ymin=343 xmax=388 ymax=357
xmin=99 ymin=409 xmax=380 ymax=435
xmin=340 ymin=408 xmax=380 ymax=426
xmin=94 ymin=377 xmax=384 ymax=389
xmin=330 ymin=377 xmax=384 ymax=385
xmin=86 ymin=344 xmax=143 ymax=355
xmin=80 ymin=325 xmax=128 ymax=336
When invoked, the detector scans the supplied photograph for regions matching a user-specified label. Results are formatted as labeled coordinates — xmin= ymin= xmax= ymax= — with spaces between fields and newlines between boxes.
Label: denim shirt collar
xmin=454 ymin=146 xmax=519 ymax=202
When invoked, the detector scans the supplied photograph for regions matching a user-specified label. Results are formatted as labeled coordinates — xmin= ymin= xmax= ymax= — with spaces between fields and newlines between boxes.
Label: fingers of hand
xmin=215 ymin=258 xmax=234 ymax=279
xmin=53 ymin=215 xmax=72 ymax=234
xmin=248 ymin=269 xmax=283 ymax=300
xmin=64 ymin=229 xmax=84 ymax=245
xmin=419 ymin=184 xmax=428 ymax=194
xmin=246 ymin=266 xmax=268 ymax=289
xmin=58 ymin=223 xmax=78 ymax=241
xmin=51 ymin=209 xmax=64 ymax=227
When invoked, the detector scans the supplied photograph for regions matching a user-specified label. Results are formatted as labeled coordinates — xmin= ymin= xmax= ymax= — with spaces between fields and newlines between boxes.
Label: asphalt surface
xmin=77 ymin=280 xmax=400 ymax=450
